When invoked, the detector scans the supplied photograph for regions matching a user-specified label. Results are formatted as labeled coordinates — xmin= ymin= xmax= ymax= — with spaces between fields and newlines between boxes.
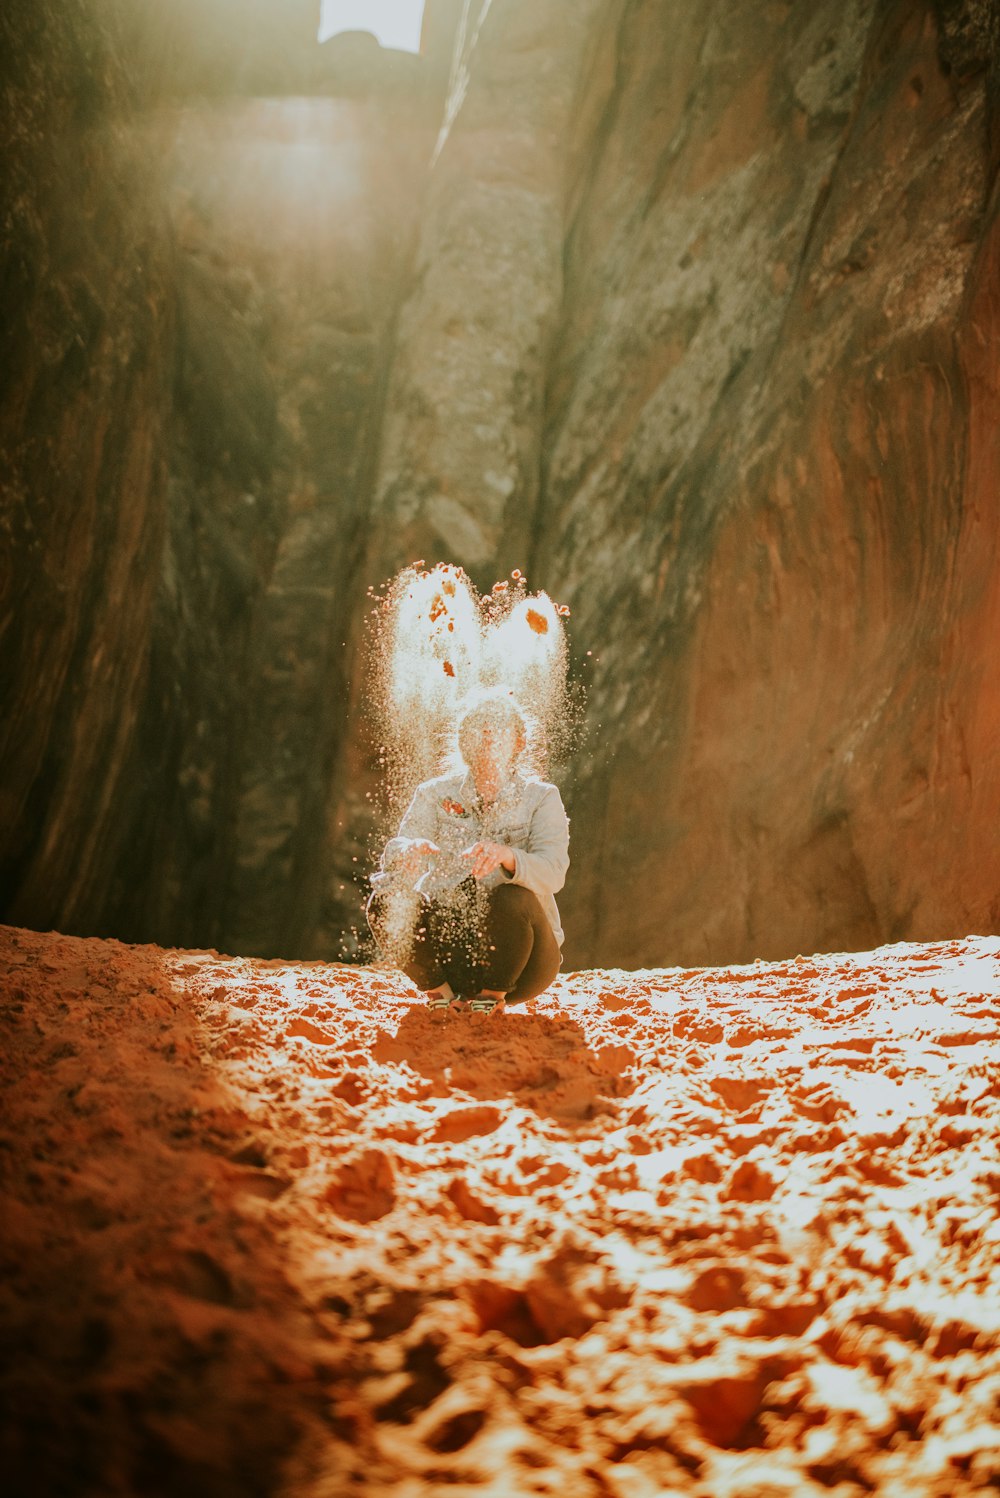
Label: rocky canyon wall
xmin=366 ymin=0 xmax=1000 ymax=968
xmin=133 ymin=80 xmax=439 ymax=960
xmin=1 ymin=0 xmax=450 ymax=957
xmin=2 ymin=0 xmax=999 ymax=969
xmin=0 ymin=0 xmax=174 ymax=938
xmin=550 ymin=0 xmax=1000 ymax=966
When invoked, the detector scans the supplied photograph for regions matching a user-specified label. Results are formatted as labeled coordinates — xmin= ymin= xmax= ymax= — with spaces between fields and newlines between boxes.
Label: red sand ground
xmin=1 ymin=923 xmax=999 ymax=1498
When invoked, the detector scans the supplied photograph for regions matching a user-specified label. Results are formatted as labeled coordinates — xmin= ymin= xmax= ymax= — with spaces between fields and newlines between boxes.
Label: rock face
xmin=549 ymin=0 xmax=1000 ymax=967
xmin=1 ymin=1 xmax=447 ymax=958
xmin=2 ymin=0 xmax=1000 ymax=966
xmin=370 ymin=0 xmax=610 ymax=579
xmin=134 ymin=87 xmax=436 ymax=958
xmin=0 ymin=0 xmax=174 ymax=936
xmin=366 ymin=0 xmax=1000 ymax=967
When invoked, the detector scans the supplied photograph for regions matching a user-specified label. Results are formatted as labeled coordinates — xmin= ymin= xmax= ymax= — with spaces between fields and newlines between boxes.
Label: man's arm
xmin=507 ymin=785 xmax=569 ymax=898
xmin=381 ymin=784 xmax=440 ymax=873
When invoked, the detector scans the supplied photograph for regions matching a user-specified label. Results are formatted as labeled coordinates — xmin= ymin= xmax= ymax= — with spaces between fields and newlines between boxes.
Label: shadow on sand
xmin=371 ymin=1002 xmax=636 ymax=1120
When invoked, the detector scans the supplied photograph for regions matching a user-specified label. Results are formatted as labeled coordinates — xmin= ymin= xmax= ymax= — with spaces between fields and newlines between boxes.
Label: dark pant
xmin=368 ymin=879 xmax=561 ymax=1002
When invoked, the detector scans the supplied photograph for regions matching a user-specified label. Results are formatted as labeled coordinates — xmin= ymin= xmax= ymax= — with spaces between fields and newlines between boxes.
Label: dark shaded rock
xmin=0 ymin=0 xmax=174 ymax=935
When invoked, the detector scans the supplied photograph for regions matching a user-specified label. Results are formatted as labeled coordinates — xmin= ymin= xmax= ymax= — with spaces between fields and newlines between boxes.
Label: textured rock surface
xmin=131 ymin=88 xmax=435 ymax=958
xmin=0 ymin=0 xmax=174 ymax=935
xmin=370 ymin=0 xmax=610 ymax=578
xmin=551 ymin=0 xmax=1000 ymax=968
xmin=3 ymin=921 xmax=1000 ymax=1496
xmin=1 ymin=2 xmax=446 ymax=958
xmin=371 ymin=0 xmax=1000 ymax=967
xmin=2 ymin=0 xmax=1000 ymax=966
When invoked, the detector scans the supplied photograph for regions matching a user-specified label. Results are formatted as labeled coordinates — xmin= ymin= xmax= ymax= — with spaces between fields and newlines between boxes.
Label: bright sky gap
xmin=319 ymin=0 xmax=427 ymax=52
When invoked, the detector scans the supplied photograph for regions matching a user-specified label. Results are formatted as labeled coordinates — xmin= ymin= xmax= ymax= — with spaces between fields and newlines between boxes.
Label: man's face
xmin=464 ymin=720 xmax=522 ymax=778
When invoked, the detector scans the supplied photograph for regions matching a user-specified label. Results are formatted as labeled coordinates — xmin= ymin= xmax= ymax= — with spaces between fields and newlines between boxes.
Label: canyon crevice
xmin=2 ymin=0 xmax=999 ymax=968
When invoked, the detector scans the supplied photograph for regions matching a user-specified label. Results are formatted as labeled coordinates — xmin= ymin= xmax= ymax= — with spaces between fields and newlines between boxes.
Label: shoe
xmin=426 ymin=991 xmax=464 ymax=1014
xmin=467 ymin=993 xmax=506 ymax=1015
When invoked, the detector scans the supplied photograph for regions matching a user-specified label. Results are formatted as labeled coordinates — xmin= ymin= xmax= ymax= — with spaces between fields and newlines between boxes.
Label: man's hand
xmin=461 ymin=841 xmax=516 ymax=879
xmin=399 ymin=839 xmax=441 ymax=876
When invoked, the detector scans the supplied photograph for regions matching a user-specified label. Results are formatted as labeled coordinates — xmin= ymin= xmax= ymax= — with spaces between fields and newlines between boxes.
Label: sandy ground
xmin=1 ymin=923 xmax=999 ymax=1498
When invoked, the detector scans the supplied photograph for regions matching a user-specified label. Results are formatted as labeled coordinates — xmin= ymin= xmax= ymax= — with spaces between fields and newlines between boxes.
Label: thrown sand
xmin=2 ymin=925 xmax=999 ymax=1496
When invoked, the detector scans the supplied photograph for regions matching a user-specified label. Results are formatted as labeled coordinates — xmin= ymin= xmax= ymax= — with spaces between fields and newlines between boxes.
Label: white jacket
xmin=372 ymin=770 xmax=570 ymax=946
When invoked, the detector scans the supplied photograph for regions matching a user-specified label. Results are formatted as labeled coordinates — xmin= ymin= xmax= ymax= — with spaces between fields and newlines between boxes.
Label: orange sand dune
xmin=2 ymin=923 xmax=999 ymax=1497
